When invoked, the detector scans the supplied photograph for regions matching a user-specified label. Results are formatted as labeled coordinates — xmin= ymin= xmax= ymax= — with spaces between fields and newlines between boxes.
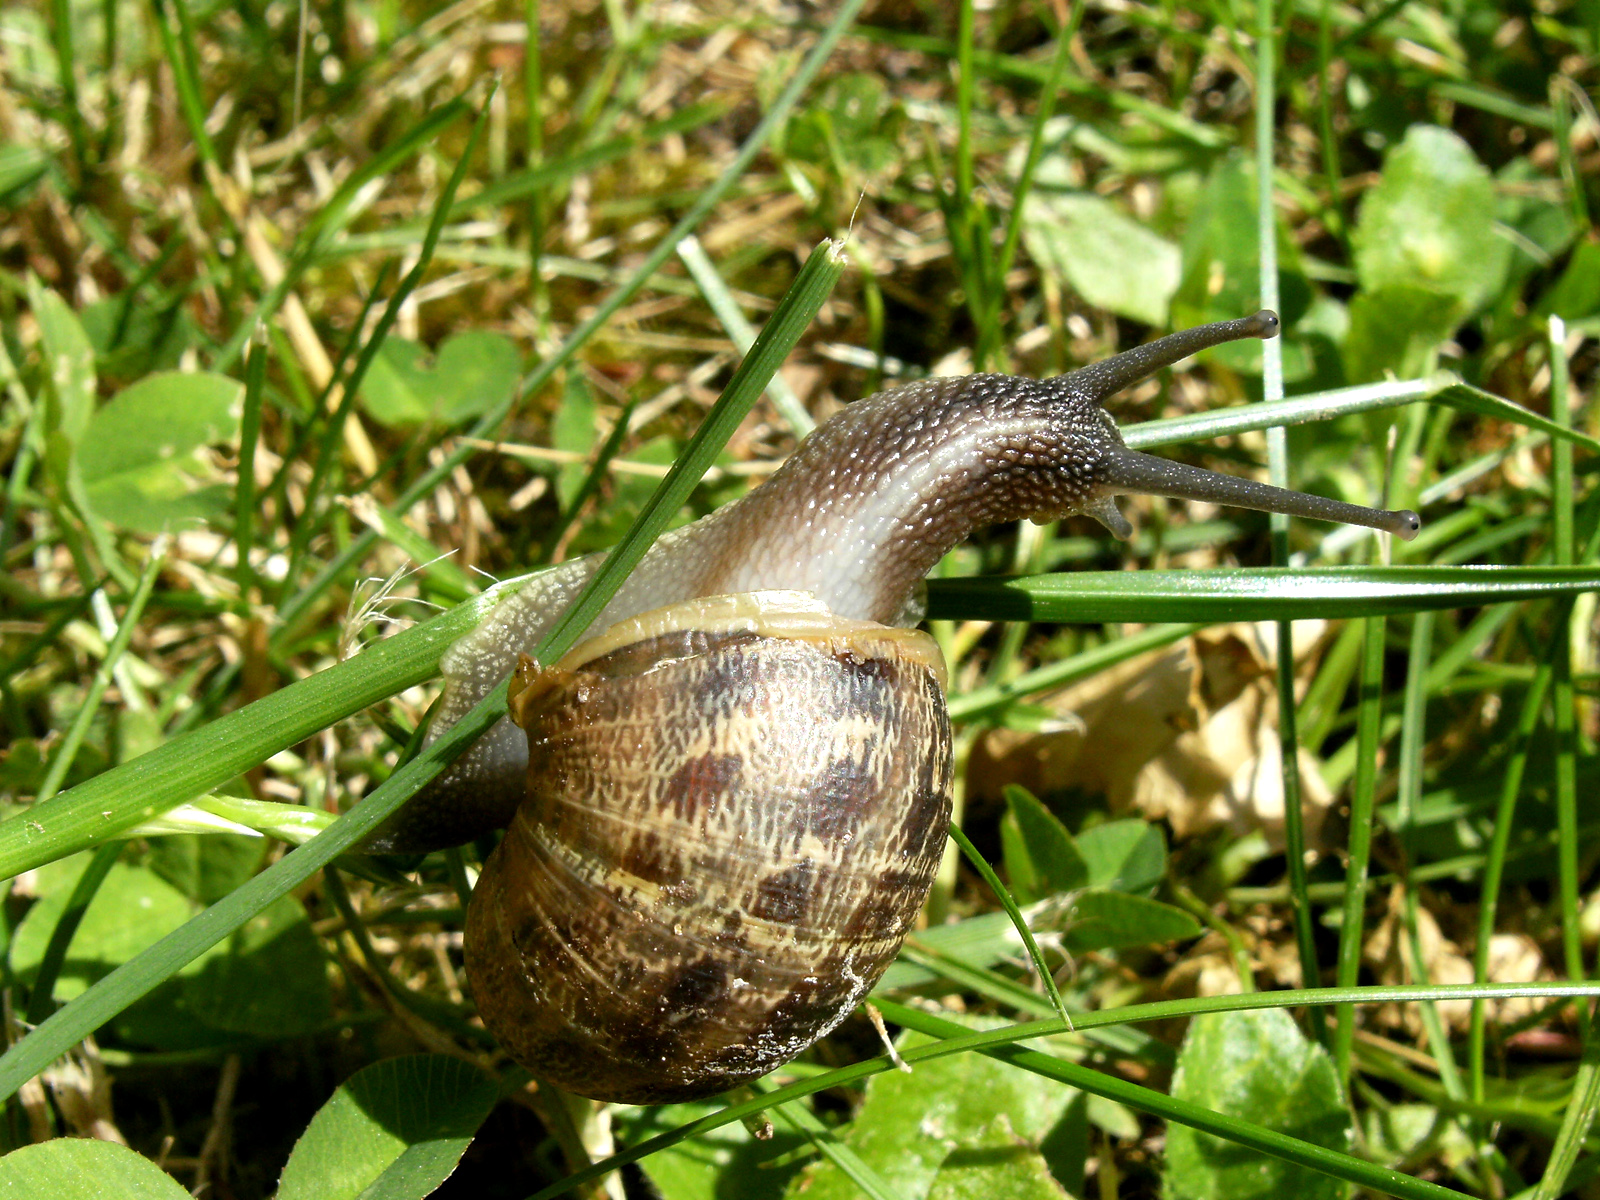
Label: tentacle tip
xmin=1388 ymin=509 xmax=1422 ymax=541
xmin=1245 ymin=310 xmax=1280 ymax=340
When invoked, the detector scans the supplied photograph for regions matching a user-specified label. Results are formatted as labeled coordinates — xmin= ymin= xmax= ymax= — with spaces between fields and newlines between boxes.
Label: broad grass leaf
xmin=1165 ymin=1009 xmax=1351 ymax=1200
xmin=1021 ymin=192 xmax=1179 ymax=325
xmin=76 ymin=371 xmax=244 ymax=532
xmin=360 ymin=330 xmax=521 ymax=427
xmin=0 ymin=143 xmax=49 ymax=203
xmin=276 ymin=1055 xmax=498 ymax=1200
xmin=0 ymin=1138 xmax=189 ymax=1199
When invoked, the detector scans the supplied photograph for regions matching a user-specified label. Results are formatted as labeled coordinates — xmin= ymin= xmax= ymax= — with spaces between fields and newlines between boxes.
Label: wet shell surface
xmin=463 ymin=593 xmax=954 ymax=1104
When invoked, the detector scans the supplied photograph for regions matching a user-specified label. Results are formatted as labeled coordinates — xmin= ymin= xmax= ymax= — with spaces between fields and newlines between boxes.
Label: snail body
xmin=465 ymin=593 xmax=951 ymax=1103
xmin=375 ymin=312 xmax=1421 ymax=1102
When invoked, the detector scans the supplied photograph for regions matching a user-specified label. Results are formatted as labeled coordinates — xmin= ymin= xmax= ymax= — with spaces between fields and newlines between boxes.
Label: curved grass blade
xmin=946 ymin=824 xmax=1069 ymax=1025
xmin=525 ymin=982 xmax=1600 ymax=1200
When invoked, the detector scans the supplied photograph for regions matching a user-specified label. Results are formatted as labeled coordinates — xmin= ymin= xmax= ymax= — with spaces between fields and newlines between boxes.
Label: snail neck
xmin=688 ymin=374 xmax=1102 ymax=624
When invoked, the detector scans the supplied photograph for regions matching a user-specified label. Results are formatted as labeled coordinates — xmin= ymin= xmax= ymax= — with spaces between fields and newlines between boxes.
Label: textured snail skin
xmin=464 ymin=594 xmax=953 ymax=1103
xmin=368 ymin=309 xmax=1419 ymax=853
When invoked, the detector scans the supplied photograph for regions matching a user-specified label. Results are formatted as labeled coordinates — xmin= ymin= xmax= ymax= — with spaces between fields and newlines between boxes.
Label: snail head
xmin=1041 ymin=310 xmax=1420 ymax=541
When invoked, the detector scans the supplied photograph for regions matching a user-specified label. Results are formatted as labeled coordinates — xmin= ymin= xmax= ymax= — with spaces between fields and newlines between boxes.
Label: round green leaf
xmin=359 ymin=331 xmax=522 ymax=427
xmin=181 ymin=894 xmax=330 ymax=1037
xmin=790 ymin=1025 xmax=1079 ymax=1200
xmin=1058 ymin=890 xmax=1200 ymax=954
xmin=76 ymin=371 xmax=244 ymax=533
xmin=1021 ymin=191 xmax=1180 ymax=325
xmin=276 ymin=1055 xmax=499 ymax=1200
xmin=11 ymin=859 xmax=200 ymax=1002
xmin=1165 ymin=1009 xmax=1352 ymax=1200
xmin=1074 ymin=820 xmax=1166 ymax=894
xmin=926 ymin=1115 xmax=1073 ymax=1200
xmin=1351 ymin=125 xmax=1507 ymax=314
xmin=0 ymin=1139 xmax=189 ymax=1200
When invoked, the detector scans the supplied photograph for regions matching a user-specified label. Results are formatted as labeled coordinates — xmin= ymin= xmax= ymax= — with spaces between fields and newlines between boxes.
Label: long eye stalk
xmin=1099 ymin=448 xmax=1421 ymax=540
xmin=1077 ymin=310 xmax=1421 ymax=541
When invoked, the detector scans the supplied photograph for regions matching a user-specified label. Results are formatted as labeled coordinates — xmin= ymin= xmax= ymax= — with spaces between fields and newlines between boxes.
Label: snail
xmin=374 ymin=311 xmax=1419 ymax=1103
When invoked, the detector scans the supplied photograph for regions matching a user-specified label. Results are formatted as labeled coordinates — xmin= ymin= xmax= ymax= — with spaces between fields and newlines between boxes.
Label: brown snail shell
xmin=463 ymin=592 xmax=953 ymax=1104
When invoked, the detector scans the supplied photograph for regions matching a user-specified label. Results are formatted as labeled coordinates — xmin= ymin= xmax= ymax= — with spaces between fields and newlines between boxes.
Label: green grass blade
xmin=532 ymin=238 xmax=847 ymax=665
xmin=925 ymin=566 xmax=1600 ymax=624
xmin=1396 ymin=610 xmax=1466 ymax=1100
xmin=522 ymin=982 xmax=1600 ymax=1200
xmin=0 ymin=671 xmax=513 ymax=1104
xmin=880 ymin=1002 xmax=1468 ymax=1200
xmin=1123 ymin=377 xmax=1436 ymax=450
xmin=675 ymin=235 xmax=813 ymax=437
xmin=1549 ymin=316 xmax=1586 ymax=1000
xmin=1532 ymin=1020 xmax=1600 ymax=1200
xmin=1334 ymin=612 xmax=1386 ymax=1085
xmin=35 ymin=548 xmax=164 ymax=804
xmin=1121 ymin=374 xmax=1600 ymax=457
xmin=0 ymin=585 xmax=508 ymax=879
xmin=945 ymin=824 xmax=1069 ymax=1025
xmin=1430 ymin=378 xmax=1600 ymax=455
xmin=1469 ymin=656 xmax=1556 ymax=1104
xmin=23 ymin=842 xmax=119 ymax=1025
xmin=1255 ymin=0 xmax=1327 ymax=1046
xmin=151 ymin=0 xmax=219 ymax=175
xmin=947 ymin=623 xmax=1198 ymax=721
xmin=233 ymin=328 xmax=267 ymax=598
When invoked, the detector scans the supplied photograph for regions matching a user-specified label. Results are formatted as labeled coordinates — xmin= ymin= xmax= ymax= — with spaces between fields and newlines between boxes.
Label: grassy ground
xmin=1 ymin=1 xmax=1598 ymax=1197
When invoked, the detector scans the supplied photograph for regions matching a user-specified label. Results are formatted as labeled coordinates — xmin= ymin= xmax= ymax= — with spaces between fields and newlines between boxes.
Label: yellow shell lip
xmin=550 ymin=590 xmax=950 ymax=692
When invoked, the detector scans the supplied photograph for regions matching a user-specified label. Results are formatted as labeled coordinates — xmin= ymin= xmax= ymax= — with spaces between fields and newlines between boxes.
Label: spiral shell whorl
xmin=463 ymin=594 xmax=954 ymax=1103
